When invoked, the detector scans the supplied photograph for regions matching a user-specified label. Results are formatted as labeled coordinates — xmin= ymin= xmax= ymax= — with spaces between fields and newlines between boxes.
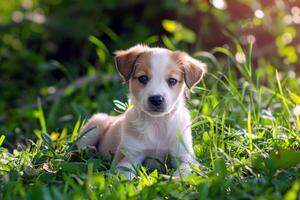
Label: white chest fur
xmin=121 ymin=106 xmax=192 ymax=161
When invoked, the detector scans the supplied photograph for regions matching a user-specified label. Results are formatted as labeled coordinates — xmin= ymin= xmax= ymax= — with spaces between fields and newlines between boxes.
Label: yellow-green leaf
xmin=283 ymin=181 xmax=300 ymax=200
xmin=162 ymin=19 xmax=177 ymax=32
xmin=0 ymin=135 xmax=5 ymax=147
xmin=287 ymin=88 xmax=300 ymax=104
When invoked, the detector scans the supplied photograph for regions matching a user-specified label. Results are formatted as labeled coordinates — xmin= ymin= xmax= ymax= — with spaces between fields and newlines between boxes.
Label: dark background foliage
xmin=0 ymin=0 xmax=299 ymax=143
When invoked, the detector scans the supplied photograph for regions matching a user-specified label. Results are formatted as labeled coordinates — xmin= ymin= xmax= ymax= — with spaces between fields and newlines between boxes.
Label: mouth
xmin=148 ymin=104 xmax=165 ymax=112
xmin=149 ymin=106 xmax=164 ymax=112
xmin=143 ymin=106 xmax=169 ymax=117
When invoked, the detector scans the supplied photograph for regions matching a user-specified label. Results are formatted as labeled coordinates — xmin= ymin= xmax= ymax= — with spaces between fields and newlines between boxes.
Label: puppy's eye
xmin=138 ymin=75 xmax=148 ymax=84
xmin=167 ymin=78 xmax=177 ymax=86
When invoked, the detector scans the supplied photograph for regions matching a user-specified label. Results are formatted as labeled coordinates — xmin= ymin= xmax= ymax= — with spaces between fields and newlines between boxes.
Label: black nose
xmin=148 ymin=95 xmax=165 ymax=107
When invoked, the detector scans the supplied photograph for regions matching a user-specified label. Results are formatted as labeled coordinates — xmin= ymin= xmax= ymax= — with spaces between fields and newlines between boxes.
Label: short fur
xmin=77 ymin=44 xmax=206 ymax=179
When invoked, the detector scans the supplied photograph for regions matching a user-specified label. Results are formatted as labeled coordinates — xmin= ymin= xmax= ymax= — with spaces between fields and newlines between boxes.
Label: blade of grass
xmin=247 ymin=109 xmax=253 ymax=152
xmin=221 ymin=112 xmax=226 ymax=150
xmin=214 ymin=115 xmax=219 ymax=155
xmin=247 ymin=41 xmax=253 ymax=79
xmin=161 ymin=35 xmax=176 ymax=50
xmin=275 ymin=70 xmax=291 ymax=115
xmin=0 ymin=135 xmax=5 ymax=147
xmin=60 ymin=127 xmax=68 ymax=140
xmin=34 ymin=98 xmax=47 ymax=133
xmin=261 ymin=86 xmax=293 ymax=106
xmin=257 ymin=87 xmax=262 ymax=123
xmin=71 ymin=118 xmax=81 ymax=142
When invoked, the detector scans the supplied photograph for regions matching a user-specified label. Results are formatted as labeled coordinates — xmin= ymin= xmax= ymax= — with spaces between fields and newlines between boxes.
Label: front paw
xmin=173 ymin=169 xmax=190 ymax=178
xmin=116 ymin=165 xmax=137 ymax=180
xmin=173 ymin=163 xmax=192 ymax=178
xmin=120 ymin=170 xmax=136 ymax=180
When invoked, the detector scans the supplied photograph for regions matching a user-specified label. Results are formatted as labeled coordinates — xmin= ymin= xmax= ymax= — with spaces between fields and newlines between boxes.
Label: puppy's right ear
xmin=114 ymin=44 xmax=148 ymax=81
xmin=173 ymin=51 xmax=206 ymax=89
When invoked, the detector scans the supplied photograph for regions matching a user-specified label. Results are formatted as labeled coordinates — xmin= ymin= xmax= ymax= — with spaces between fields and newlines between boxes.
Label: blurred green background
xmin=0 ymin=0 xmax=299 ymax=145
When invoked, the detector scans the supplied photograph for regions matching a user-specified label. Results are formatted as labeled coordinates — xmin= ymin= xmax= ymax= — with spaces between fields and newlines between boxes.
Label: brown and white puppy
xmin=77 ymin=44 xmax=206 ymax=179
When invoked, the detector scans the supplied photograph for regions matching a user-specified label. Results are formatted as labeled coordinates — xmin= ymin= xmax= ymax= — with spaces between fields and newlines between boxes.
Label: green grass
xmin=0 ymin=45 xmax=300 ymax=200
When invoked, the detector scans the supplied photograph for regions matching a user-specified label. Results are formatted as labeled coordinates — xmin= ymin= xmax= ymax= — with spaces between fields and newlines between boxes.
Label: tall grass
xmin=0 ymin=44 xmax=299 ymax=199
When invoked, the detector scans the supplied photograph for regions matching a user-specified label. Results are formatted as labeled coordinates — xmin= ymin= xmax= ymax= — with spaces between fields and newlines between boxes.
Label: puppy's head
xmin=115 ymin=44 xmax=206 ymax=117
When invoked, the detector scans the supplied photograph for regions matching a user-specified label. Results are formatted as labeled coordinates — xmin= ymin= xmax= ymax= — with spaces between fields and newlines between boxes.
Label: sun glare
xmin=211 ymin=0 xmax=227 ymax=10
xmin=254 ymin=9 xmax=264 ymax=19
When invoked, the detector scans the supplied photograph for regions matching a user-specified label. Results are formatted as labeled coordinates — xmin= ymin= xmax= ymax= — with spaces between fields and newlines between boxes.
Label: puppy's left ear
xmin=114 ymin=44 xmax=148 ymax=81
xmin=174 ymin=51 xmax=206 ymax=89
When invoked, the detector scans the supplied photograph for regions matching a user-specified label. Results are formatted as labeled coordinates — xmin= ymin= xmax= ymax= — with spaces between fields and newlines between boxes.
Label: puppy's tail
xmin=77 ymin=113 xmax=113 ymax=149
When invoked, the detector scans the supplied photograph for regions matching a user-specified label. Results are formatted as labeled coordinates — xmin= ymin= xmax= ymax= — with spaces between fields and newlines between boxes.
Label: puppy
xmin=77 ymin=44 xmax=206 ymax=179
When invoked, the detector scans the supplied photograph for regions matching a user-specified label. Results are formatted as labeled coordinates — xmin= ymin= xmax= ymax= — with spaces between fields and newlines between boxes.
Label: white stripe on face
xmin=136 ymin=51 xmax=172 ymax=116
xmin=148 ymin=51 xmax=170 ymax=95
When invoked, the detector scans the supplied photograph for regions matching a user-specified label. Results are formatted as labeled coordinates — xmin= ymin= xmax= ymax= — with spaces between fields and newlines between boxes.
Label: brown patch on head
xmin=165 ymin=57 xmax=185 ymax=94
xmin=114 ymin=44 xmax=150 ymax=81
xmin=132 ymin=53 xmax=152 ymax=78
xmin=172 ymin=51 xmax=206 ymax=89
xmin=129 ymin=52 xmax=152 ymax=100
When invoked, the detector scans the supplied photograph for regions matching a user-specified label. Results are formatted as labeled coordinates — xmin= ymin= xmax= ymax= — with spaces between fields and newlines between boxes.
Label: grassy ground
xmin=0 ymin=45 xmax=300 ymax=199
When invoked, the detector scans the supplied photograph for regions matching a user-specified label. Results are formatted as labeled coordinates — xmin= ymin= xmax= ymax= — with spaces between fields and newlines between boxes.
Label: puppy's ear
xmin=173 ymin=51 xmax=206 ymax=89
xmin=114 ymin=44 xmax=149 ymax=81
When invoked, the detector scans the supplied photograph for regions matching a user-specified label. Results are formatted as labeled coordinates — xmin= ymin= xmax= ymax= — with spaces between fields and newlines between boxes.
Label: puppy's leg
xmin=172 ymin=131 xmax=198 ymax=178
xmin=173 ymin=160 xmax=195 ymax=178
xmin=113 ymin=148 xmax=144 ymax=180
xmin=77 ymin=113 xmax=112 ymax=149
